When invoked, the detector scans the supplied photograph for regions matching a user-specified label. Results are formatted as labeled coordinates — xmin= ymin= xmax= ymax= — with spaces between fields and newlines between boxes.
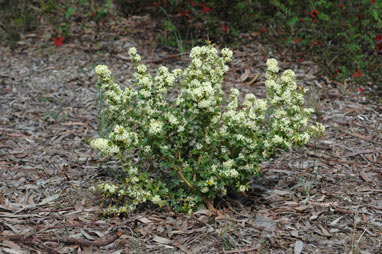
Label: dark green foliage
xmin=1 ymin=0 xmax=381 ymax=91
xmin=0 ymin=0 xmax=113 ymax=46
xmin=263 ymin=0 xmax=382 ymax=91
xmin=148 ymin=0 xmax=382 ymax=91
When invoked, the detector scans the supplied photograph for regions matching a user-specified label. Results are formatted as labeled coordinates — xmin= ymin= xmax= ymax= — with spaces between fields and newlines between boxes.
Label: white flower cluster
xmin=149 ymin=120 xmax=163 ymax=135
xmin=177 ymin=45 xmax=231 ymax=115
xmin=266 ymin=58 xmax=279 ymax=73
xmin=262 ymin=58 xmax=325 ymax=155
xmin=91 ymin=45 xmax=324 ymax=214
xmin=90 ymin=138 xmax=119 ymax=155
xmin=95 ymin=65 xmax=112 ymax=79
xmin=109 ymin=125 xmax=139 ymax=145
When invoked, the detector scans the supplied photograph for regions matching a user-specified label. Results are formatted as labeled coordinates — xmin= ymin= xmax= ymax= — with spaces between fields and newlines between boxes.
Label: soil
xmin=0 ymin=13 xmax=382 ymax=254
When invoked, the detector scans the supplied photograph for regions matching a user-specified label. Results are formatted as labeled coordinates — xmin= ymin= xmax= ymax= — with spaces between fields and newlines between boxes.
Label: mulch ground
xmin=1 ymin=13 xmax=382 ymax=254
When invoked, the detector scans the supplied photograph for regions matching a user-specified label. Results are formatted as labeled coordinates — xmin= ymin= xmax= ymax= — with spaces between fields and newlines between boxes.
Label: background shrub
xmin=134 ymin=0 xmax=382 ymax=92
xmin=1 ymin=0 xmax=381 ymax=92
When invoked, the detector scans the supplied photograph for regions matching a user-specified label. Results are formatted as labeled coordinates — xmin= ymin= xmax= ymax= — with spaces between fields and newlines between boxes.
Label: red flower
xmin=53 ymin=36 xmax=64 ymax=47
xmin=301 ymin=18 xmax=305 ymax=22
xmin=298 ymin=58 xmax=303 ymax=63
xmin=310 ymin=9 xmax=319 ymax=18
xmin=372 ymin=0 xmax=376 ymax=4
xmin=376 ymin=35 xmax=382 ymax=52
xmin=353 ymin=69 xmax=363 ymax=77
xmin=221 ymin=24 xmax=229 ymax=33
xmin=179 ymin=9 xmax=191 ymax=19
xmin=294 ymin=38 xmax=302 ymax=43
xmin=313 ymin=18 xmax=317 ymax=23
xmin=152 ymin=1 xmax=160 ymax=7
xmin=202 ymin=6 xmax=211 ymax=13
xmin=311 ymin=40 xmax=318 ymax=46
xmin=358 ymin=87 xmax=365 ymax=93
xmin=339 ymin=4 xmax=344 ymax=7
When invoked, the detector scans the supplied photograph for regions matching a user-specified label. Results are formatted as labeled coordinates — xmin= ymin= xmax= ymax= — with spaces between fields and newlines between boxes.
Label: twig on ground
xmin=143 ymin=52 xmax=189 ymax=63
xmin=0 ymin=228 xmax=122 ymax=248
xmin=223 ymin=246 xmax=260 ymax=253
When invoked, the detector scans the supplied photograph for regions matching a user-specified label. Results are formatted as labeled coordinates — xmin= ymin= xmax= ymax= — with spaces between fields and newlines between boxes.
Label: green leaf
xmin=65 ymin=7 xmax=76 ymax=19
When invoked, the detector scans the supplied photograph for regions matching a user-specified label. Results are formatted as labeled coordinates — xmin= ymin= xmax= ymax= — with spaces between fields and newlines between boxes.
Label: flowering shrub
xmin=91 ymin=44 xmax=324 ymax=214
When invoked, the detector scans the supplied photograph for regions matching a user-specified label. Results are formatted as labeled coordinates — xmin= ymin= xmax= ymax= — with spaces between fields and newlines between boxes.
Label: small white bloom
xmin=236 ymin=134 xmax=246 ymax=142
xmin=239 ymin=185 xmax=247 ymax=192
xmin=304 ymin=108 xmax=314 ymax=114
xmin=166 ymin=113 xmax=179 ymax=125
xmin=90 ymin=138 xmax=109 ymax=152
xmin=149 ymin=120 xmax=163 ymax=135
xmin=139 ymin=89 xmax=151 ymax=98
xmin=255 ymin=99 xmax=267 ymax=111
xmin=160 ymin=145 xmax=169 ymax=151
xmin=230 ymin=88 xmax=240 ymax=97
xmin=221 ymin=48 xmax=233 ymax=62
xmin=133 ymin=55 xmax=141 ymax=62
xmin=129 ymin=167 xmax=138 ymax=175
xmin=137 ymin=64 xmax=147 ymax=73
xmin=192 ymin=58 xmax=202 ymax=68
xmin=281 ymin=69 xmax=295 ymax=81
xmin=177 ymin=125 xmax=185 ymax=132
xmin=109 ymin=144 xmax=120 ymax=154
xmin=266 ymin=58 xmax=279 ymax=73
xmin=272 ymin=135 xmax=283 ymax=144
xmin=158 ymin=66 xmax=169 ymax=74
xmin=131 ymin=176 xmax=139 ymax=183
xmin=166 ymin=75 xmax=175 ymax=84
xmin=207 ymin=177 xmax=216 ymax=186
xmin=95 ymin=65 xmax=111 ymax=78
xmin=128 ymin=47 xmax=137 ymax=55
xmin=243 ymin=93 xmax=256 ymax=107
xmin=263 ymin=140 xmax=270 ymax=148
xmin=172 ymin=68 xmax=182 ymax=76
xmin=144 ymin=146 xmax=151 ymax=153
xmin=140 ymin=76 xmax=151 ymax=86
xmin=219 ymin=126 xmax=228 ymax=136
xmin=223 ymin=159 xmax=234 ymax=169
xmin=198 ymin=99 xmax=211 ymax=108
xmin=190 ymin=46 xmax=201 ymax=58
xmin=151 ymin=195 xmax=162 ymax=204
xmin=227 ymin=169 xmax=239 ymax=178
